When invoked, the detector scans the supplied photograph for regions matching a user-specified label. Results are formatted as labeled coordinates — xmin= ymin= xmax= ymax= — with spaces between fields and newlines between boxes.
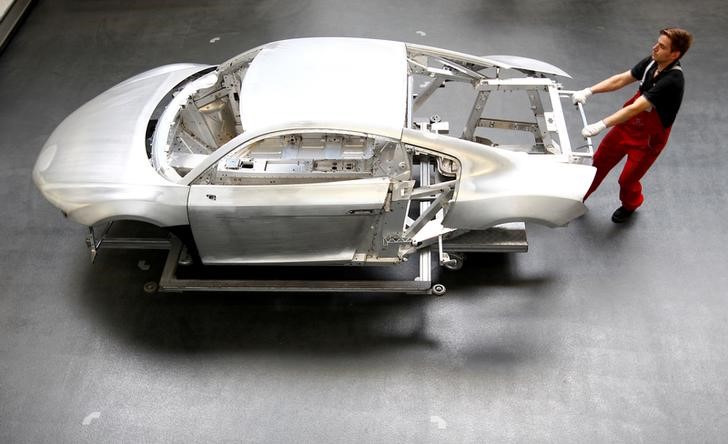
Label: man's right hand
xmin=572 ymin=88 xmax=593 ymax=105
xmin=582 ymin=120 xmax=606 ymax=137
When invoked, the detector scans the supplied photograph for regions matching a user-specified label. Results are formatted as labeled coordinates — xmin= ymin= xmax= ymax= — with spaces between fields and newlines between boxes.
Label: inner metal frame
xmin=405 ymin=44 xmax=594 ymax=160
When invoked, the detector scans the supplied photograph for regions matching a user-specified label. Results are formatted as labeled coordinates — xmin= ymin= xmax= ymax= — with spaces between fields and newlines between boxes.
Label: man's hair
xmin=660 ymin=28 xmax=693 ymax=58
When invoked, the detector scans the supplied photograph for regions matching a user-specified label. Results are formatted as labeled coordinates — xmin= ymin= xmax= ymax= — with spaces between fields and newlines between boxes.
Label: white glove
xmin=582 ymin=120 xmax=606 ymax=137
xmin=572 ymin=88 xmax=592 ymax=105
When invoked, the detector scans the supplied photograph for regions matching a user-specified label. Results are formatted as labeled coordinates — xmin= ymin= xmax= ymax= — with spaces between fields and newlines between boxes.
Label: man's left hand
xmin=582 ymin=120 xmax=606 ymax=137
xmin=572 ymin=88 xmax=592 ymax=105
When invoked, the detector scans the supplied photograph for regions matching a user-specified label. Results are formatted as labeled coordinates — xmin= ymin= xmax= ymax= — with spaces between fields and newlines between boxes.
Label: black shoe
xmin=611 ymin=206 xmax=634 ymax=223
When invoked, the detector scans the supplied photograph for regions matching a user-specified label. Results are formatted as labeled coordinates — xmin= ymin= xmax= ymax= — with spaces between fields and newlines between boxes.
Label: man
xmin=573 ymin=28 xmax=693 ymax=223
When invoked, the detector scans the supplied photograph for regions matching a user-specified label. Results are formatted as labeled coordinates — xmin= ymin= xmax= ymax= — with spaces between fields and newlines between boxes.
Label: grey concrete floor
xmin=2 ymin=1 xmax=727 ymax=442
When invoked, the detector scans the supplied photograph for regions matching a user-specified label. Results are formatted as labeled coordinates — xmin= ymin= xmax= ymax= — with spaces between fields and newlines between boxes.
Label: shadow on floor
xmin=74 ymin=248 xmax=554 ymax=357
xmin=440 ymin=252 xmax=555 ymax=292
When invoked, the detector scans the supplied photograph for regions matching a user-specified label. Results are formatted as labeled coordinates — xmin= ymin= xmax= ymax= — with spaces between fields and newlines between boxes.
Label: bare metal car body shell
xmin=33 ymin=38 xmax=595 ymax=265
xmin=33 ymin=63 xmax=208 ymax=227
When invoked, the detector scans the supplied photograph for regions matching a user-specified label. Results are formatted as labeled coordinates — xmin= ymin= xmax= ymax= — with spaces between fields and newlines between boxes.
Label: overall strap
xmin=641 ymin=60 xmax=682 ymax=86
xmin=640 ymin=60 xmax=656 ymax=86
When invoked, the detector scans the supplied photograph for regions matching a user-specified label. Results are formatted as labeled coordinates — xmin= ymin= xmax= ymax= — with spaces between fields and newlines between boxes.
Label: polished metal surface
xmin=402 ymin=129 xmax=595 ymax=229
xmin=480 ymin=54 xmax=572 ymax=78
xmin=406 ymin=43 xmax=571 ymax=78
xmin=32 ymin=64 xmax=210 ymax=226
xmin=32 ymin=37 xmax=594 ymax=266
xmin=240 ymin=38 xmax=408 ymax=135
xmin=188 ymin=177 xmax=391 ymax=264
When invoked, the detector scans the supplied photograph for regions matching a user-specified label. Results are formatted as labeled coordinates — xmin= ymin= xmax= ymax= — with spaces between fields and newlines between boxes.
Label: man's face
xmin=652 ymin=34 xmax=680 ymax=64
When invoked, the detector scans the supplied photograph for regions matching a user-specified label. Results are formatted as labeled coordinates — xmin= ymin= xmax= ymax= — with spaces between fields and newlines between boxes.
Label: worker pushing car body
xmin=573 ymin=27 xmax=693 ymax=223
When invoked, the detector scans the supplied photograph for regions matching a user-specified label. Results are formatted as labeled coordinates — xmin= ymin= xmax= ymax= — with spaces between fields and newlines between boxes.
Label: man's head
xmin=654 ymin=28 xmax=693 ymax=63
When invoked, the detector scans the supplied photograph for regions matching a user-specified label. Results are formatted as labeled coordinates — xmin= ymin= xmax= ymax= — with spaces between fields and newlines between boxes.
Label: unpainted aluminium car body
xmin=33 ymin=37 xmax=595 ymax=265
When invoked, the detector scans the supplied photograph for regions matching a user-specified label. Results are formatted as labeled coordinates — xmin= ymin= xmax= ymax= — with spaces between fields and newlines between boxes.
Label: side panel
xmin=188 ymin=178 xmax=391 ymax=264
xmin=401 ymin=129 xmax=595 ymax=229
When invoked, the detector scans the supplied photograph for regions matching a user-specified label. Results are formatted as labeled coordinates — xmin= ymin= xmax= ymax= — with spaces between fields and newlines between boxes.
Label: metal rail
xmin=0 ymin=0 xmax=33 ymax=53
xmin=559 ymin=91 xmax=595 ymax=158
xmin=157 ymin=237 xmax=435 ymax=294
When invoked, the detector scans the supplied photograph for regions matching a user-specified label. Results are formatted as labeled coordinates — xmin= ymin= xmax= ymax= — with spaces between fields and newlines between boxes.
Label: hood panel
xmin=33 ymin=64 xmax=210 ymax=226
xmin=34 ymin=63 xmax=209 ymax=187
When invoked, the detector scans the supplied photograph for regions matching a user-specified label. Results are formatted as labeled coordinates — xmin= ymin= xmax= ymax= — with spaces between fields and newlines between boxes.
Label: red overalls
xmin=583 ymin=91 xmax=671 ymax=210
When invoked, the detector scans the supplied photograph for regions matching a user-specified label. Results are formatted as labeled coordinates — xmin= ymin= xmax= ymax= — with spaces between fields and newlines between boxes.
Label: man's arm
xmin=603 ymin=95 xmax=652 ymax=127
xmin=582 ymin=95 xmax=653 ymax=137
xmin=572 ymin=70 xmax=638 ymax=104
xmin=590 ymin=70 xmax=637 ymax=94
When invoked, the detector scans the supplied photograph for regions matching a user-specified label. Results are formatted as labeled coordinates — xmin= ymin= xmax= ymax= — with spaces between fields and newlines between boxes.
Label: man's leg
xmin=617 ymin=147 xmax=661 ymax=211
xmin=583 ymin=130 xmax=628 ymax=201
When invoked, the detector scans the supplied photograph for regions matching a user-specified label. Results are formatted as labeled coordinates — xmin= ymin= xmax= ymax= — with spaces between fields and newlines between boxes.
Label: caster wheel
xmin=143 ymin=281 xmax=159 ymax=294
xmin=432 ymin=283 xmax=446 ymax=296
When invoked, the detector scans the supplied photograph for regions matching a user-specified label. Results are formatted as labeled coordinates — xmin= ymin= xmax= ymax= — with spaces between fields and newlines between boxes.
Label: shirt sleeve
xmin=630 ymin=56 xmax=652 ymax=81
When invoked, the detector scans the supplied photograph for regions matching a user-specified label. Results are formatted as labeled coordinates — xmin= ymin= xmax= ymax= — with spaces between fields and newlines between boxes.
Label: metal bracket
xmin=462 ymin=90 xmax=491 ymax=141
xmin=437 ymin=235 xmax=455 ymax=268
xmin=85 ymin=223 xmax=172 ymax=263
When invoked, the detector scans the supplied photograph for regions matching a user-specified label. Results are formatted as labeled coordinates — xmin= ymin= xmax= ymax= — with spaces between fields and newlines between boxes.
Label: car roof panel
xmin=239 ymin=38 xmax=408 ymax=135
